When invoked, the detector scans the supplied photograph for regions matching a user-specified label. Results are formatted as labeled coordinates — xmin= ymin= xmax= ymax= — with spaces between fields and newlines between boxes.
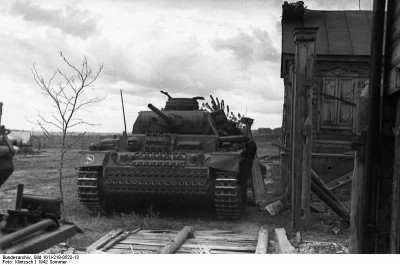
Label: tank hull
xmin=77 ymin=150 xmax=244 ymax=219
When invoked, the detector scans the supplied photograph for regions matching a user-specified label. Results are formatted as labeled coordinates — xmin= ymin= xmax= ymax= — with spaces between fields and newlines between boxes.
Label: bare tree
xmin=32 ymin=52 xmax=104 ymax=217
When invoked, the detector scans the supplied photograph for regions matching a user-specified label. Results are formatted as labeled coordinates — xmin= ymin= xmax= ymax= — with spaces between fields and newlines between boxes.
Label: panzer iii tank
xmin=76 ymin=94 xmax=251 ymax=219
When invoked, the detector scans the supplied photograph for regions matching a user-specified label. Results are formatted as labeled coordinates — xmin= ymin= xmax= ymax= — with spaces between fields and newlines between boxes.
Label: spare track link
xmin=77 ymin=169 xmax=107 ymax=215
xmin=214 ymin=171 xmax=242 ymax=220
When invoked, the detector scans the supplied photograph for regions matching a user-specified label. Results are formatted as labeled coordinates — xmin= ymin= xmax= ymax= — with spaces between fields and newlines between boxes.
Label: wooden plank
xmin=255 ymin=227 xmax=269 ymax=254
xmin=301 ymin=116 xmax=312 ymax=229
xmin=120 ymin=238 xmax=255 ymax=249
xmin=326 ymin=171 xmax=353 ymax=190
xmin=107 ymin=248 xmax=155 ymax=254
xmin=390 ymin=1 xmax=400 ymax=249
xmin=132 ymin=233 xmax=256 ymax=241
xmin=139 ymin=229 xmax=235 ymax=235
xmin=86 ymin=229 xmax=123 ymax=253
xmin=193 ymin=230 xmax=234 ymax=234
xmin=184 ymin=239 xmax=256 ymax=247
xmin=392 ymin=113 xmax=400 ymax=253
xmin=138 ymin=230 xmax=178 ymax=234
xmin=113 ymin=241 xmax=256 ymax=252
xmin=101 ymin=228 xmax=140 ymax=251
xmin=180 ymin=242 xmax=256 ymax=251
xmin=189 ymin=235 xmax=257 ymax=241
xmin=311 ymin=169 xmax=350 ymax=223
xmin=3 ymin=225 xmax=76 ymax=254
xmin=274 ymin=228 xmax=295 ymax=254
xmin=119 ymin=239 xmax=168 ymax=247
xmin=112 ymin=243 xmax=162 ymax=251
xmin=252 ymin=155 xmax=266 ymax=204
xmin=177 ymin=248 xmax=252 ymax=254
xmin=311 ymin=152 xmax=354 ymax=158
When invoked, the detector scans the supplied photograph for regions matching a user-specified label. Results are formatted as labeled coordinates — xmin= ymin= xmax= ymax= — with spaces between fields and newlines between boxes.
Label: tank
xmin=76 ymin=95 xmax=250 ymax=219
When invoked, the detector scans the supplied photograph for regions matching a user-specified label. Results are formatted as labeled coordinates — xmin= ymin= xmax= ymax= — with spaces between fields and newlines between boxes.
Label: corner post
xmin=291 ymin=27 xmax=317 ymax=231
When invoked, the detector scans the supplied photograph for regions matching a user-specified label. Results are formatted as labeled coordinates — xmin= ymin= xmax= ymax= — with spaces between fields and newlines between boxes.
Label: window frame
xmin=318 ymin=67 xmax=359 ymax=132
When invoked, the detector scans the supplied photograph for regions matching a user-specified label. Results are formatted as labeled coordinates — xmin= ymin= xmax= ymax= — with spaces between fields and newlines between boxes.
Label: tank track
xmin=77 ymin=169 xmax=107 ymax=215
xmin=214 ymin=171 xmax=242 ymax=220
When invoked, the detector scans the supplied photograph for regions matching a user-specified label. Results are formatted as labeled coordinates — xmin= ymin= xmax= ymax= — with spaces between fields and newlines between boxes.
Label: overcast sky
xmin=0 ymin=0 xmax=373 ymax=133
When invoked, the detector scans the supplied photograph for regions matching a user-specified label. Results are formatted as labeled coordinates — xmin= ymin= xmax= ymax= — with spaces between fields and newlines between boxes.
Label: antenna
xmin=120 ymin=90 xmax=127 ymax=136
xmin=0 ymin=102 xmax=3 ymax=127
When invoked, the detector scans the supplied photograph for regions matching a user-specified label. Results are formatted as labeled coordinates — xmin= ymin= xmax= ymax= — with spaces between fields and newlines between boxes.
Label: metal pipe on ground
xmin=0 ymin=219 xmax=58 ymax=250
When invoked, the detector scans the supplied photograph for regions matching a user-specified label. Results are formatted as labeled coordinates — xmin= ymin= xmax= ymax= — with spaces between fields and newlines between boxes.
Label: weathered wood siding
xmin=312 ymin=60 xmax=370 ymax=154
xmin=282 ymin=56 xmax=370 ymax=154
xmin=388 ymin=0 xmax=400 ymax=253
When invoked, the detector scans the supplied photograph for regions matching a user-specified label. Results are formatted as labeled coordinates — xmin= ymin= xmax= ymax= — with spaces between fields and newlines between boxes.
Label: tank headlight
xmin=110 ymin=152 xmax=119 ymax=161
xmin=186 ymin=154 xmax=199 ymax=167
xmin=89 ymin=143 xmax=96 ymax=151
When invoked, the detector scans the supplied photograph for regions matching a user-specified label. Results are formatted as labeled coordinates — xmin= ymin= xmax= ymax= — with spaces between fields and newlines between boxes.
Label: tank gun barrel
xmin=148 ymin=104 xmax=174 ymax=125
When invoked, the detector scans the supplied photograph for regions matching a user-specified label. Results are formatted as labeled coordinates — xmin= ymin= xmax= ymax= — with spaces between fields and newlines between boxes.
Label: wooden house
xmin=280 ymin=5 xmax=373 ymax=183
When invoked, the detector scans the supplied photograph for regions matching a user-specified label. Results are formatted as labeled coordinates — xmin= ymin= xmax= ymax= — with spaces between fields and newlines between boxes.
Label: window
xmin=320 ymin=68 xmax=358 ymax=131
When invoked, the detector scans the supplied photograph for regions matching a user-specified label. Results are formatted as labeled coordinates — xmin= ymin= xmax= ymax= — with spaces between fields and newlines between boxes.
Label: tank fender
xmin=76 ymin=151 xmax=107 ymax=168
xmin=209 ymin=150 xmax=243 ymax=173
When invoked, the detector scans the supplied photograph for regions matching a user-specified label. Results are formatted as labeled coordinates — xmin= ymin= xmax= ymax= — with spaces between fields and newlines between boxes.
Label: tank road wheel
xmin=77 ymin=168 xmax=108 ymax=215
xmin=214 ymin=171 xmax=243 ymax=220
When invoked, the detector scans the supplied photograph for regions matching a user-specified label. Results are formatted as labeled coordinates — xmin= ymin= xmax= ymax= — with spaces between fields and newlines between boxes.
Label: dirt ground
xmin=0 ymin=139 xmax=350 ymax=254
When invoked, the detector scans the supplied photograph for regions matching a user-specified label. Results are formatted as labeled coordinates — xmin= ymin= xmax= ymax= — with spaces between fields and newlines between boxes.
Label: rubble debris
xmin=298 ymin=241 xmax=348 ymax=254
xmin=264 ymin=200 xmax=284 ymax=215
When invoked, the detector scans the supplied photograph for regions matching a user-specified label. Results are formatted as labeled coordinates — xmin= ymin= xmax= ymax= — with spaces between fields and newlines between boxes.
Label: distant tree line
xmin=252 ymin=127 xmax=281 ymax=136
xmin=30 ymin=133 xmax=115 ymax=150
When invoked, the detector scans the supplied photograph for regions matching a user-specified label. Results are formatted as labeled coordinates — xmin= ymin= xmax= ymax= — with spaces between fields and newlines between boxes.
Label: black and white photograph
xmin=1 ymin=0 xmax=399 ymax=261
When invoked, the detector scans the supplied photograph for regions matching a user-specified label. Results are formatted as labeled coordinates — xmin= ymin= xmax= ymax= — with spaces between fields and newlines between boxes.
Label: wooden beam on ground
xmin=255 ymin=227 xmax=269 ymax=254
xmin=86 ymin=228 xmax=123 ymax=253
xmin=159 ymin=226 xmax=194 ymax=254
xmin=2 ymin=224 xmax=76 ymax=254
xmin=274 ymin=228 xmax=295 ymax=254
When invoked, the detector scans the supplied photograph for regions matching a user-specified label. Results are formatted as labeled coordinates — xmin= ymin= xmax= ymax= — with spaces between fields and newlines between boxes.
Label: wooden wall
xmin=387 ymin=0 xmax=400 ymax=253
xmin=312 ymin=59 xmax=370 ymax=153
xmin=282 ymin=55 xmax=370 ymax=154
